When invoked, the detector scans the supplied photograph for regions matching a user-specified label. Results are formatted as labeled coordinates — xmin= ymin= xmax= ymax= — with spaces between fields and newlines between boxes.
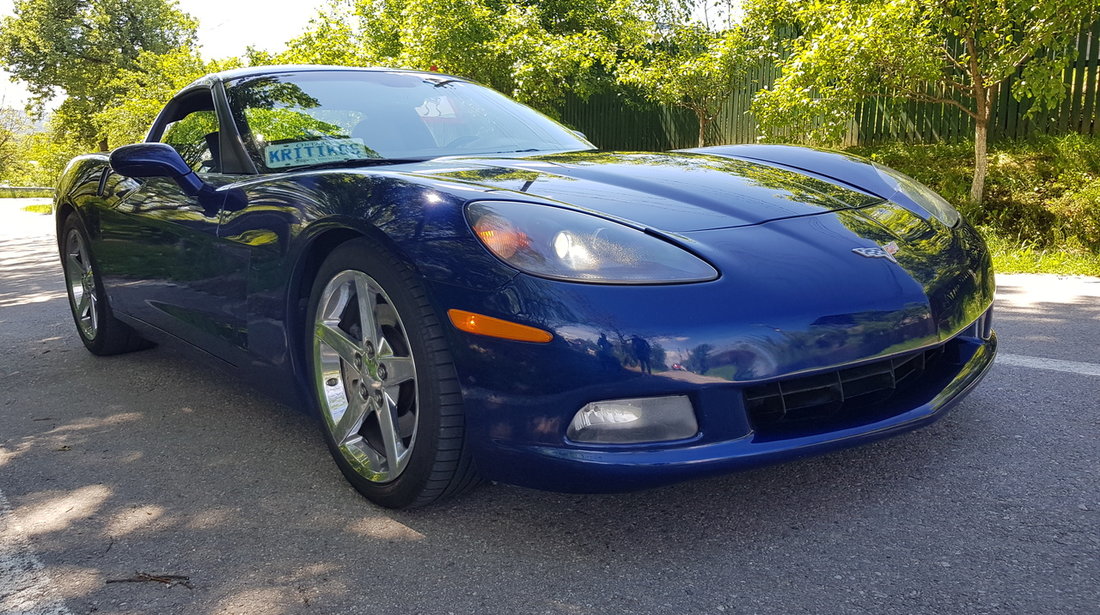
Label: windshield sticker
xmin=416 ymin=96 xmax=457 ymax=118
xmin=264 ymin=138 xmax=373 ymax=168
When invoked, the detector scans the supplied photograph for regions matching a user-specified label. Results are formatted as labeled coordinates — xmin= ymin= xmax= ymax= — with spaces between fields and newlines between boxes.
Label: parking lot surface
xmin=1 ymin=199 xmax=1097 ymax=614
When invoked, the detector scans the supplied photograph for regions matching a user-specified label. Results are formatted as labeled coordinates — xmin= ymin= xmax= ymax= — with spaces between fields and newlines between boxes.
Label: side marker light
xmin=447 ymin=309 xmax=553 ymax=343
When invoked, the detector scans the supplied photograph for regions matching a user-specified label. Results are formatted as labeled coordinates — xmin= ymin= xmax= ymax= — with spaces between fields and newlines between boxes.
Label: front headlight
xmin=465 ymin=201 xmax=718 ymax=284
xmin=872 ymin=163 xmax=960 ymax=227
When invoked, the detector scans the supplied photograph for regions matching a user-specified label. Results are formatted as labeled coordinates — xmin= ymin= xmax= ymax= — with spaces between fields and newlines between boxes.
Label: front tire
xmin=60 ymin=215 xmax=149 ymax=356
xmin=305 ymin=238 xmax=478 ymax=508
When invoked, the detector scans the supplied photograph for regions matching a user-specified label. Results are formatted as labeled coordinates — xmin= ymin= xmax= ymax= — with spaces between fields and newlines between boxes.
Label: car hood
xmin=406 ymin=151 xmax=882 ymax=232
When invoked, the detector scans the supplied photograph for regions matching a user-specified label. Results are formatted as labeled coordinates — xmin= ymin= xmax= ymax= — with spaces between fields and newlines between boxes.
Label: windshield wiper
xmin=291 ymin=157 xmax=430 ymax=172
xmin=425 ymin=78 xmax=461 ymax=88
xmin=458 ymin=148 xmax=542 ymax=156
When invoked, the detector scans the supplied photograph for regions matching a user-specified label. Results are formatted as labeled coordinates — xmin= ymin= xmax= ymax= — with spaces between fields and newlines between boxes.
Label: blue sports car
xmin=55 ymin=66 xmax=996 ymax=508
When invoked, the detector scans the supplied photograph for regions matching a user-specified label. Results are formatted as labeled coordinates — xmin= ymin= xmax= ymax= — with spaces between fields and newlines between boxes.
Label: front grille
xmin=744 ymin=342 xmax=957 ymax=436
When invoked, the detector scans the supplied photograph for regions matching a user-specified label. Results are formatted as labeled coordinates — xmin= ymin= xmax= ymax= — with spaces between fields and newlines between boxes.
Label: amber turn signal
xmin=447 ymin=309 xmax=553 ymax=343
xmin=472 ymin=213 xmax=530 ymax=259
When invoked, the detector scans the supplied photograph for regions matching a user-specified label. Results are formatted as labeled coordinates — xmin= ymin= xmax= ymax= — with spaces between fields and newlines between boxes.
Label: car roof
xmin=184 ymin=65 xmax=469 ymax=90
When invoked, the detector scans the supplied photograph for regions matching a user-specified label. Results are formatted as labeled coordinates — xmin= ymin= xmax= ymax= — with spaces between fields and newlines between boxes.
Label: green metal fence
xmin=563 ymin=20 xmax=1100 ymax=151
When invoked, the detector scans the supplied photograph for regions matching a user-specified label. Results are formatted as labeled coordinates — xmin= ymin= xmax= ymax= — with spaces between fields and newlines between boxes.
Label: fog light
xmin=567 ymin=396 xmax=698 ymax=444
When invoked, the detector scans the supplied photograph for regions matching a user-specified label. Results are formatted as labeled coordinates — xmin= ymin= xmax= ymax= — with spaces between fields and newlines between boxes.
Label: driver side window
xmin=160 ymin=106 xmax=220 ymax=174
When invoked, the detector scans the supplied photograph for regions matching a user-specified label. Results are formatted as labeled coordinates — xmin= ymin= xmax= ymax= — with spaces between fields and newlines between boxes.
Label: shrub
xmin=1049 ymin=179 xmax=1100 ymax=252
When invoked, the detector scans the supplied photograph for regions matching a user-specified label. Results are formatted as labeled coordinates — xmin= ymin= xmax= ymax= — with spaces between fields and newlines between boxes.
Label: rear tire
xmin=305 ymin=237 xmax=479 ymax=508
xmin=60 ymin=215 xmax=150 ymax=356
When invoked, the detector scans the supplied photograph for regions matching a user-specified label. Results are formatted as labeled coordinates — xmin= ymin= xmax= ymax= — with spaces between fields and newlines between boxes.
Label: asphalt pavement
xmin=1 ymin=198 xmax=1097 ymax=615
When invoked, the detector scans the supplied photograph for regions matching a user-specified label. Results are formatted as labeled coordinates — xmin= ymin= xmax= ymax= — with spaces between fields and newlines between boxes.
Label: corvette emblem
xmin=852 ymin=241 xmax=900 ymax=263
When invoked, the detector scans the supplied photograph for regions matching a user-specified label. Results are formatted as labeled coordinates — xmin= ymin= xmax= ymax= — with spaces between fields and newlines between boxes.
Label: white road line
xmin=0 ymin=489 xmax=73 ymax=615
xmin=998 ymin=353 xmax=1100 ymax=377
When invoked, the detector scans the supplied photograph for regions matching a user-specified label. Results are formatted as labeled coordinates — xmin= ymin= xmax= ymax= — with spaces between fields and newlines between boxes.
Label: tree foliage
xmin=749 ymin=0 xmax=1100 ymax=204
xmin=0 ymin=116 xmax=85 ymax=186
xmin=0 ymin=107 xmax=29 ymax=180
xmin=0 ymin=0 xmax=197 ymax=148
xmin=280 ymin=0 xmax=667 ymax=116
xmin=92 ymin=47 xmax=242 ymax=148
xmin=618 ymin=23 xmax=760 ymax=147
xmin=3 ymin=0 xmax=1099 ymax=209
xmin=282 ymin=0 xmax=763 ymax=142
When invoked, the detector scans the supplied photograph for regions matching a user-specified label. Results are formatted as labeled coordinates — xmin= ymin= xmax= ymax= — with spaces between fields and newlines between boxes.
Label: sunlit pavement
xmin=1 ymin=198 xmax=1097 ymax=615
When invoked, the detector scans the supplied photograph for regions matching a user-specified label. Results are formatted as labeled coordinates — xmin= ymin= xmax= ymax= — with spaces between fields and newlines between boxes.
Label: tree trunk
xmin=98 ymin=137 xmax=108 ymax=152
xmin=965 ymin=35 xmax=990 ymax=206
xmin=970 ymin=118 xmax=988 ymax=205
xmin=695 ymin=111 xmax=709 ymax=148
xmin=969 ymin=81 xmax=991 ymax=205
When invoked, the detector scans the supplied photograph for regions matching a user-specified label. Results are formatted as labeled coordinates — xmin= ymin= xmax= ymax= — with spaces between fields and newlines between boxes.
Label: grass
xmin=982 ymin=228 xmax=1100 ymax=276
xmin=21 ymin=203 xmax=53 ymax=215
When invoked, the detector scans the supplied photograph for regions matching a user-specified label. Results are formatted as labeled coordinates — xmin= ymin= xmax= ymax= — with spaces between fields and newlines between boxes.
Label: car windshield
xmin=226 ymin=70 xmax=593 ymax=172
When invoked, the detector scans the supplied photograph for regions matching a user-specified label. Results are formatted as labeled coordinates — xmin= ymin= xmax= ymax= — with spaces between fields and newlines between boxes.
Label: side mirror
xmin=109 ymin=143 xmax=205 ymax=197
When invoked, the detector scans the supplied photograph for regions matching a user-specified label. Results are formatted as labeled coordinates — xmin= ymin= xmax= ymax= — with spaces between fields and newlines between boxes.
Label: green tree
xmin=277 ymin=0 xmax=393 ymax=68
xmin=0 ymin=0 xmax=197 ymax=149
xmin=0 ymin=107 xmax=29 ymax=181
xmin=93 ymin=47 xmax=242 ymax=148
xmin=618 ymin=23 xmax=759 ymax=147
xmin=280 ymin=0 xmax=661 ymax=116
xmin=750 ymin=0 xmax=1100 ymax=204
xmin=1 ymin=122 xmax=85 ymax=187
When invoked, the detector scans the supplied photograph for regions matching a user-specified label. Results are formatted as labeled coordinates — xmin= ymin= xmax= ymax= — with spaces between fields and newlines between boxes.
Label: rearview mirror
xmin=109 ymin=143 xmax=206 ymax=197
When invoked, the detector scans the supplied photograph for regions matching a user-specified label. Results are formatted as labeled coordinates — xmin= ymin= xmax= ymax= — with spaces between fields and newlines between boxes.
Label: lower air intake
xmin=744 ymin=341 xmax=958 ymax=437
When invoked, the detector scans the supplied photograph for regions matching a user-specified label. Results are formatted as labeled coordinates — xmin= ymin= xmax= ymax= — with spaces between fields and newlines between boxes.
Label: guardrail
xmin=0 ymin=187 xmax=53 ymax=198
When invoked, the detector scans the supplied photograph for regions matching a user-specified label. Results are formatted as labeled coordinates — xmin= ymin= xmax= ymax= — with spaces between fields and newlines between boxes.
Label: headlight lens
xmin=466 ymin=201 xmax=718 ymax=284
xmin=872 ymin=163 xmax=960 ymax=227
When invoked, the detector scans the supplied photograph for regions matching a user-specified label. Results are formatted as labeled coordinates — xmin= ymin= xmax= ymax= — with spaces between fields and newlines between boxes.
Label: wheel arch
xmin=54 ymin=201 xmax=77 ymax=245
xmin=53 ymin=193 xmax=92 ymax=252
xmin=53 ymin=153 xmax=110 ymax=246
xmin=284 ymin=222 xmax=425 ymax=401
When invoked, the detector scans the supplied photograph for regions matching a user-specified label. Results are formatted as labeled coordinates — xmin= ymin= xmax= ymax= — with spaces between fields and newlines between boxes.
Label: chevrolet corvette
xmin=55 ymin=66 xmax=996 ymax=508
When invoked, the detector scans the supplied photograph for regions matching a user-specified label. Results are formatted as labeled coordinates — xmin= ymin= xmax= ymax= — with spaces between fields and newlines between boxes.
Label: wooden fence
xmin=562 ymin=20 xmax=1100 ymax=151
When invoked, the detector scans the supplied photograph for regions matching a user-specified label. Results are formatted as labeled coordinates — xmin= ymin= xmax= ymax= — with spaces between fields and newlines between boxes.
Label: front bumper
xmin=430 ymin=212 xmax=997 ymax=492
xmin=474 ymin=330 xmax=995 ymax=492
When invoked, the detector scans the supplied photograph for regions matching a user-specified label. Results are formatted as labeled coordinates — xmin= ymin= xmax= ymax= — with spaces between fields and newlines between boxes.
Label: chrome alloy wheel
xmin=64 ymin=228 xmax=98 ymax=340
xmin=313 ymin=270 xmax=419 ymax=483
